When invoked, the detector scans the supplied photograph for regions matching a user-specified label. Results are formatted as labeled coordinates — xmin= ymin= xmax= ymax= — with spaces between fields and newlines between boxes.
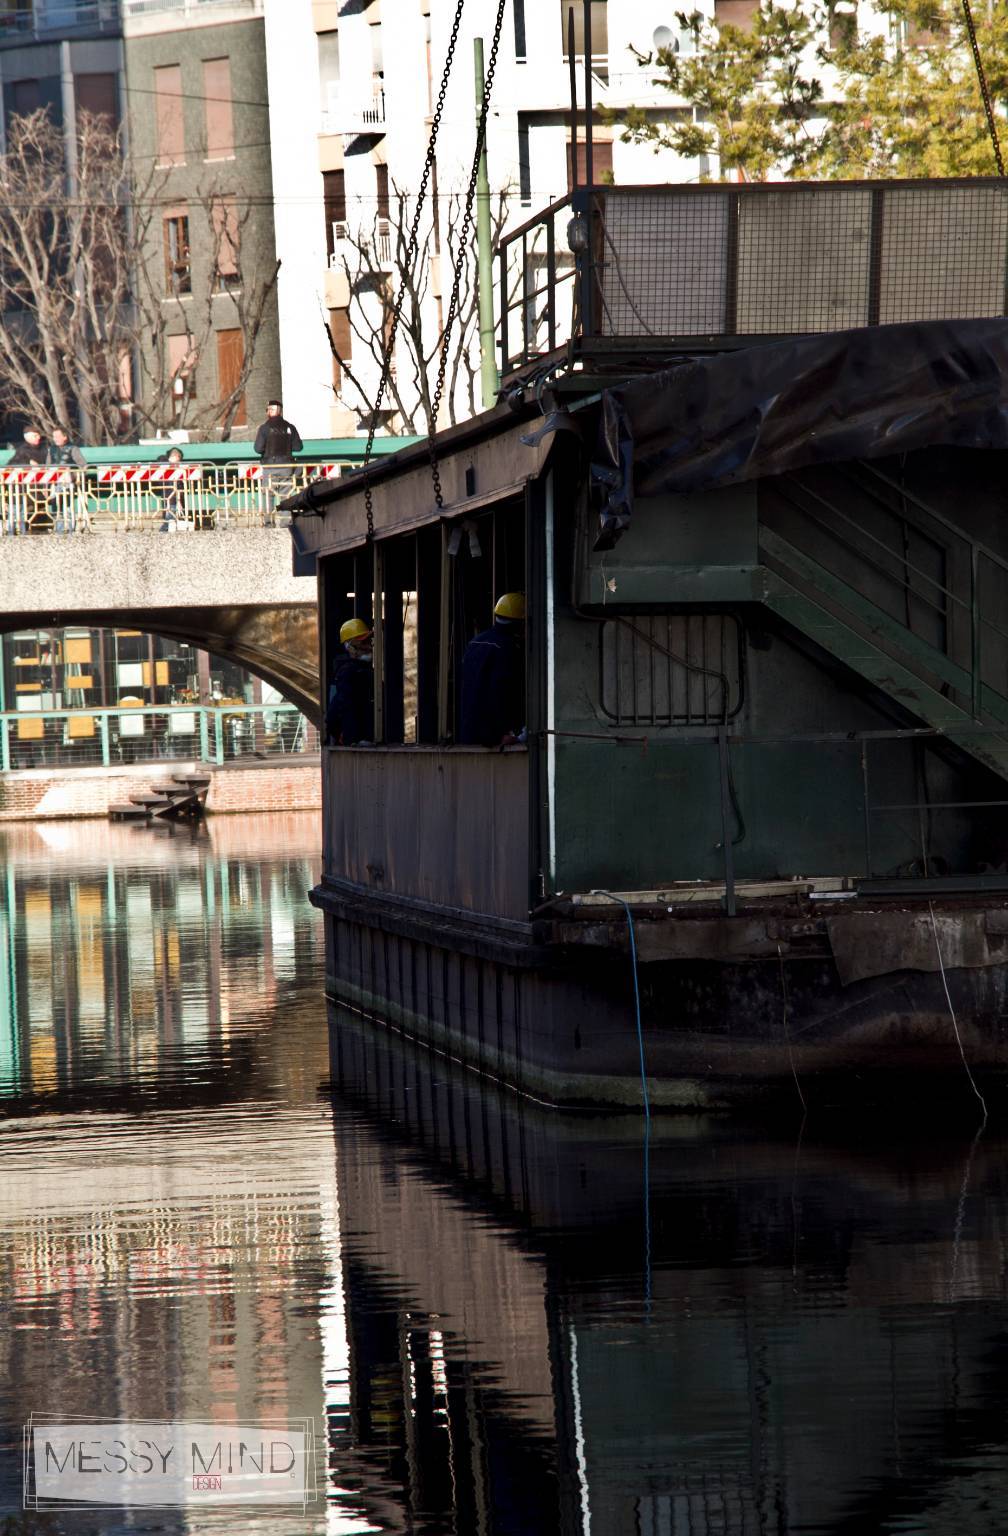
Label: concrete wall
xmin=0 ymin=527 xmax=313 ymax=612
xmin=0 ymin=758 xmax=321 ymax=820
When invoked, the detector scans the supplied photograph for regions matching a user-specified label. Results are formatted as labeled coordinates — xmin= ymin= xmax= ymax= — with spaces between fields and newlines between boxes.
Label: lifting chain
xmin=361 ymin=0 xmax=469 ymax=540
xmin=428 ymin=0 xmax=508 ymax=512
xmin=960 ymin=0 xmax=1005 ymax=176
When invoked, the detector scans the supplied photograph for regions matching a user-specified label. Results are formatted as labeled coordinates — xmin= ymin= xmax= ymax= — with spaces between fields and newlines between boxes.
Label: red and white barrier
xmin=95 ymin=465 xmax=202 ymax=484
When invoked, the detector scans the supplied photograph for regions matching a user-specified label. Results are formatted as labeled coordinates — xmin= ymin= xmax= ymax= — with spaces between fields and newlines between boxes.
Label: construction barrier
xmin=0 ymin=461 xmax=348 ymax=534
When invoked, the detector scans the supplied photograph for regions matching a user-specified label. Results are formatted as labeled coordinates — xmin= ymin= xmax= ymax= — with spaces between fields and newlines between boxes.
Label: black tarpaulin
xmin=614 ymin=318 xmax=1008 ymax=499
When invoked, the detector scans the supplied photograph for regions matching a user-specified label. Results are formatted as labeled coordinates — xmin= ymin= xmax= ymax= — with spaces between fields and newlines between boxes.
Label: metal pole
xmin=861 ymin=738 xmax=872 ymax=877
xmin=372 ymin=540 xmax=384 ymax=743
xmin=437 ymin=524 xmax=450 ymax=742
xmin=970 ymin=543 xmax=982 ymax=720
xmin=583 ymin=0 xmax=594 ymax=190
xmin=717 ymin=727 xmax=736 ymax=917
xmin=567 ymin=7 xmax=578 ymax=187
xmin=474 ymin=38 xmax=500 ymax=411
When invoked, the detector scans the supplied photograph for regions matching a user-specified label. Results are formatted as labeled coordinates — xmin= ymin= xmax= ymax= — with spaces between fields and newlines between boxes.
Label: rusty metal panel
xmin=304 ymin=421 xmax=552 ymax=558
xmin=323 ymin=747 xmax=529 ymax=918
xmin=736 ymin=186 xmax=873 ymax=333
xmin=599 ymin=189 xmax=729 ymax=335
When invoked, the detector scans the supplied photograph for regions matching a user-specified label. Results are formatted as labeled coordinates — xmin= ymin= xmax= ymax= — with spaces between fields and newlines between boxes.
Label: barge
xmin=289 ymin=179 xmax=1008 ymax=1110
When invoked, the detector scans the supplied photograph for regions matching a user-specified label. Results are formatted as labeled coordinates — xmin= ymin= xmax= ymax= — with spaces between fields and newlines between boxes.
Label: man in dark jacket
xmin=254 ymin=399 xmax=302 ymax=523
xmin=458 ymin=593 xmax=526 ymax=747
xmin=9 ymin=426 xmax=46 ymax=534
xmin=326 ymin=618 xmax=374 ymax=746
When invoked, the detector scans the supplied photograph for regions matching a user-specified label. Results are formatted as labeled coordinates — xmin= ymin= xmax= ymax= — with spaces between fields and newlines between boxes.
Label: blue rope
xmin=592 ymin=892 xmax=650 ymax=1120
xmin=592 ymin=890 xmax=653 ymax=1305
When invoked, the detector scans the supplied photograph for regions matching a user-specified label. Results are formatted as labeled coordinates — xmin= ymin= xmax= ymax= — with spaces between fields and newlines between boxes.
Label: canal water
xmin=2 ymin=815 xmax=1007 ymax=1535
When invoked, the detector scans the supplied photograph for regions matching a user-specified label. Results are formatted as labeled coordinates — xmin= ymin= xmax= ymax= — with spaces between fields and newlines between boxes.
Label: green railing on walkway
xmin=0 ymin=704 xmax=317 ymax=772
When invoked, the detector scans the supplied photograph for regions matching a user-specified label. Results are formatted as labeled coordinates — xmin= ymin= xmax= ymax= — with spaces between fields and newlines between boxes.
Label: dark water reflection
xmin=2 ymin=817 xmax=1007 ymax=1534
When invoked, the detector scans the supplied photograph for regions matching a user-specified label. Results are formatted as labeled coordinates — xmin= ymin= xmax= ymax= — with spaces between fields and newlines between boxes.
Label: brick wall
xmin=0 ymin=758 xmax=321 ymax=822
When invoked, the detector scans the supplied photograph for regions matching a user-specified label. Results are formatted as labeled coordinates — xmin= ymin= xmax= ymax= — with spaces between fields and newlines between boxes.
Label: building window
xmin=328 ymin=308 xmax=352 ymax=391
xmin=560 ymin=1 xmax=607 ymax=59
xmin=154 ymin=63 xmax=184 ymax=166
xmin=324 ymin=168 xmax=346 ymax=260
xmin=376 ymin=163 xmax=390 ymax=220
xmin=10 ymin=77 xmax=40 ymax=118
xmin=216 ymin=327 xmax=246 ymax=426
xmin=163 ymin=207 xmax=191 ymax=295
xmin=167 ymin=333 xmax=197 ymax=414
xmin=713 ymin=0 xmax=759 ymax=30
xmin=567 ymin=137 xmax=613 ymax=189
xmin=827 ymin=1 xmax=857 ymax=50
xmin=318 ymin=27 xmax=339 ymax=115
xmin=514 ymin=0 xmax=526 ymax=60
xmin=202 ymin=57 xmax=233 ymax=159
xmin=210 ymin=194 xmax=240 ymax=291
xmin=74 ymin=73 xmax=118 ymax=126
xmin=518 ymin=120 xmax=531 ymax=205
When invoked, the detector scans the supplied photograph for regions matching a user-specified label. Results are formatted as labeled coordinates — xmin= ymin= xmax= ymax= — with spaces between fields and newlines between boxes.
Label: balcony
xmin=499 ymin=179 xmax=1008 ymax=379
xmin=0 ymin=0 xmax=120 ymax=39
xmin=329 ymin=218 xmax=392 ymax=275
xmin=121 ymin=0 xmax=263 ymax=19
xmin=321 ymin=78 xmax=386 ymax=143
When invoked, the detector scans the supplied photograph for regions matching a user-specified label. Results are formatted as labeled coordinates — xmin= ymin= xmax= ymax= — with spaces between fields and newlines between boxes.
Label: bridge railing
xmin=0 ymin=703 xmax=318 ymax=771
xmin=0 ymin=462 xmax=345 ymax=535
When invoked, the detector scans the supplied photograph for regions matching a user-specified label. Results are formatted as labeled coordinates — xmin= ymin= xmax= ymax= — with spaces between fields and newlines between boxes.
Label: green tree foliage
xmin=617 ymin=0 xmax=1008 ymax=181
xmin=813 ymin=0 xmax=1008 ymax=177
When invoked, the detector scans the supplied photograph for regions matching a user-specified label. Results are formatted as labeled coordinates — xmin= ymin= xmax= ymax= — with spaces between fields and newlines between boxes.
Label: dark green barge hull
xmin=312 ymin=878 xmax=1008 ymax=1111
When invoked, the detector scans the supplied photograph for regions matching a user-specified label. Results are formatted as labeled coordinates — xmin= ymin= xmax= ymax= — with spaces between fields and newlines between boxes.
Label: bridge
xmin=0 ymin=527 xmax=320 ymax=721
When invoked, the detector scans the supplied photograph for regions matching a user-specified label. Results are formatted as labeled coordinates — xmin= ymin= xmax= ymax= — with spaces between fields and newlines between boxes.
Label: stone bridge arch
xmin=0 ymin=529 xmax=320 ymax=720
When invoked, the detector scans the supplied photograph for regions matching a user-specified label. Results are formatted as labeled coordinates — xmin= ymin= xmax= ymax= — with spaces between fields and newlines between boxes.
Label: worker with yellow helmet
xmin=325 ymin=615 xmax=374 ymax=746
xmin=458 ymin=592 xmax=526 ymax=747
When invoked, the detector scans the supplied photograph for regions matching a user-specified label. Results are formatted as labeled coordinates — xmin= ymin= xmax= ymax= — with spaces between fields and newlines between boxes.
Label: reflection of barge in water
xmin=290 ymin=180 xmax=1008 ymax=1109
xmin=327 ymin=1003 xmax=1008 ymax=1535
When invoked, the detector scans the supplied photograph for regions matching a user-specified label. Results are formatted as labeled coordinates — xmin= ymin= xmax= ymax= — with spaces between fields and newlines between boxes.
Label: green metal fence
xmin=0 ymin=704 xmax=316 ymax=771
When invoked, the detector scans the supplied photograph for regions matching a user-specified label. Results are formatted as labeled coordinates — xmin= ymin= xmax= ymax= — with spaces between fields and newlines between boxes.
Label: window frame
xmin=153 ymin=62 xmax=185 ymax=167
xmin=162 ymin=207 xmax=192 ymax=296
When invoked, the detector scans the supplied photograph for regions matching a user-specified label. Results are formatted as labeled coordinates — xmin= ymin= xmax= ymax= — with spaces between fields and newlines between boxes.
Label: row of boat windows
xmin=323 ymin=496 xmax=745 ymax=745
xmin=323 ymin=501 xmax=526 ymax=746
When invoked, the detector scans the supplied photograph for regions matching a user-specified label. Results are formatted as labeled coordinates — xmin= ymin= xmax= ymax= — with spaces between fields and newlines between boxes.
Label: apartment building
xmin=123 ymin=0 xmax=282 ymax=439
xmin=0 ymin=0 xmax=122 ymax=144
xmin=264 ymin=0 xmax=737 ymax=439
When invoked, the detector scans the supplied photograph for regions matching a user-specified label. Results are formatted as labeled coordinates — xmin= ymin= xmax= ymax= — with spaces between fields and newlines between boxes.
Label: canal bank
xmin=0 ymin=755 xmax=321 ymax=821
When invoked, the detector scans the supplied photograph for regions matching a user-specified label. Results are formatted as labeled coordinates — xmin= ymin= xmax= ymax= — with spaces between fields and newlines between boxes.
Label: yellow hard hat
xmin=494 ymin=592 xmax=526 ymax=620
xmin=340 ymin=617 xmax=372 ymax=644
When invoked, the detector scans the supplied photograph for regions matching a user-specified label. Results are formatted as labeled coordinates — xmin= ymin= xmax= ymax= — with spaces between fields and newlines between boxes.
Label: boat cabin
xmin=290 ymin=177 xmax=1008 ymax=1109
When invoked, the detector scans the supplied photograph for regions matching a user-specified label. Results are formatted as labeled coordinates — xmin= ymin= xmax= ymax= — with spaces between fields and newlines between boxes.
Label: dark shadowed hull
xmin=312 ymin=882 xmax=1008 ymax=1112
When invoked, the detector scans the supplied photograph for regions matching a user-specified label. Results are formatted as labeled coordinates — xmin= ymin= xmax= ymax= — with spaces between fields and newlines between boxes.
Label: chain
xmin=428 ymin=0 xmax=508 ymax=510
xmin=960 ymin=0 xmax=1005 ymax=176
xmin=362 ymin=0 xmax=469 ymax=539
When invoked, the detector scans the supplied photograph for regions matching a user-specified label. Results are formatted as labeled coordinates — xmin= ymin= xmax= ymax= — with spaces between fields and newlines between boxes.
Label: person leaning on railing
xmin=154 ymin=446 xmax=190 ymax=532
xmin=48 ymin=427 xmax=86 ymax=533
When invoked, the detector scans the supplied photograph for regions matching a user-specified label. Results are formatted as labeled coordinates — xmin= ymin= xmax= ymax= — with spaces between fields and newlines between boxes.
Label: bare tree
xmin=324 ymin=183 xmax=512 ymax=436
xmin=0 ymin=109 xmax=279 ymax=442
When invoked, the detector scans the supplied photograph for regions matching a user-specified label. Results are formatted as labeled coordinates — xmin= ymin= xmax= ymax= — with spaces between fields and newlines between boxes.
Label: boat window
xmin=322 ymin=498 xmax=526 ymax=746
xmin=599 ymin=614 xmax=744 ymax=726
